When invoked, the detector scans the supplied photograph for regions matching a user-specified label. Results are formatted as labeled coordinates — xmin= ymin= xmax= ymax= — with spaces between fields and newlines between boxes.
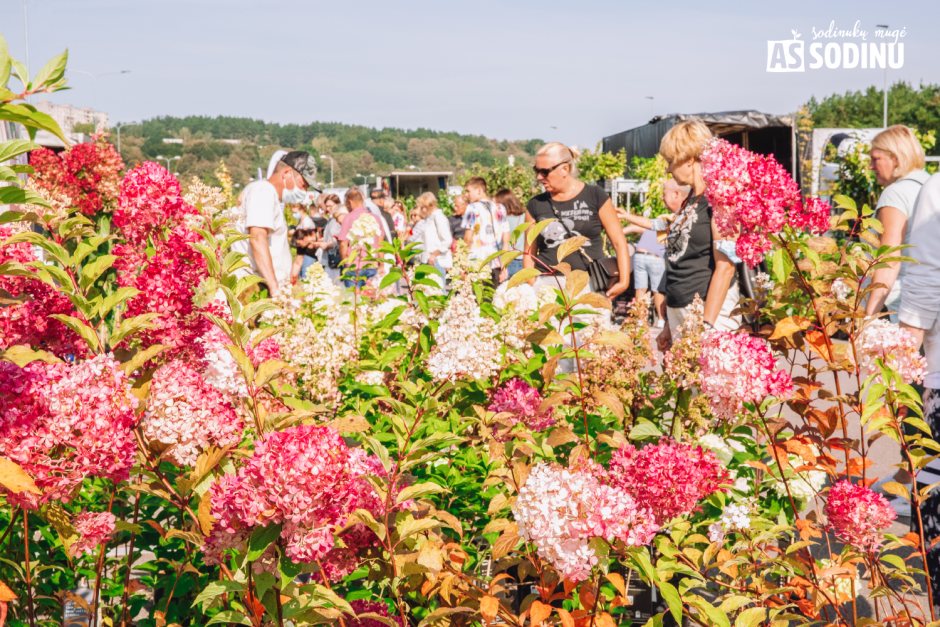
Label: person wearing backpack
xmin=462 ymin=177 xmax=509 ymax=286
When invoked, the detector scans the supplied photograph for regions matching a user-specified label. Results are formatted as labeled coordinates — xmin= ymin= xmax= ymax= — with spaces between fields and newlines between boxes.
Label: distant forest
xmin=108 ymin=116 xmax=545 ymax=188
xmin=804 ymin=81 xmax=940 ymax=154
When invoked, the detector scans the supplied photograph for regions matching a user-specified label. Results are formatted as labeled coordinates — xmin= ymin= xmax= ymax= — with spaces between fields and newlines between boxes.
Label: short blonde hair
xmin=415 ymin=192 xmax=438 ymax=212
xmin=660 ymin=121 xmax=714 ymax=165
xmin=536 ymin=142 xmax=581 ymax=163
xmin=872 ymin=125 xmax=926 ymax=179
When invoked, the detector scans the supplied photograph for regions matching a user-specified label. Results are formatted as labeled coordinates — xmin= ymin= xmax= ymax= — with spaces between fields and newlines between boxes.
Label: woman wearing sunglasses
xmin=523 ymin=142 xmax=631 ymax=303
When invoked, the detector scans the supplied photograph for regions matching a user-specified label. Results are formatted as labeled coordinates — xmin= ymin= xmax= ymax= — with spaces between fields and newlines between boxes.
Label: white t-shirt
xmin=232 ymin=180 xmax=291 ymax=286
xmin=876 ymin=169 xmax=931 ymax=304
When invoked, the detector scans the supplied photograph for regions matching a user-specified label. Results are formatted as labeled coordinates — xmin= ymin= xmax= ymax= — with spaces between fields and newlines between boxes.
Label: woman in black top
xmin=522 ymin=143 xmax=630 ymax=300
xmin=655 ymin=121 xmax=740 ymax=352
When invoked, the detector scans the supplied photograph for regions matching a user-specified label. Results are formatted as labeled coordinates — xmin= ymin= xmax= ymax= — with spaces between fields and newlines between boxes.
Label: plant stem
xmin=120 ymin=476 xmax=143 ymax=626
xmin=0 ymin=508 xmax=20 ymax=548
xmin=23 ymin=510 xmax=36 ymax=627
xmin=91 ymin=487 xmax=117 ymax=627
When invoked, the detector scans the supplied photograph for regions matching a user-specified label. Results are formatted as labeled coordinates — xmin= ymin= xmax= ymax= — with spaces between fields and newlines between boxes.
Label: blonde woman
xmin=865 ymin=125 xmax=930 ymax=323
xmin=653 ymin=121 xmax=741 ymax=352
xmin=523 ymin=143 xmax=631 ymax=300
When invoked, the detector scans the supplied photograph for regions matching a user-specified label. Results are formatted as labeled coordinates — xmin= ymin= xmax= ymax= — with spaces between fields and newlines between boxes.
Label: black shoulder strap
xmin=546 ymin=198 xmax=592 ymax=262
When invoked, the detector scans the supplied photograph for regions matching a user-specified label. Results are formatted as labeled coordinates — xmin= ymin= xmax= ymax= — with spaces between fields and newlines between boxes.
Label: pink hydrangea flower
xmin=701 ymin=138 xmax=831 ymax=266
xmin=487 ymin=379 xmax=556 ymax=439
xmin=0 ymin=355 xmax=139 ymax=509
xmin=144 ymin=360 xmax=244 ymax=467
xmin=512 ymin=460 xmax=658 ymax=582
xmin=608 ymin=439 xmax=729 ymax=526
xmin=202 ymin=425 xmax=404 ymax=578
xmin=826 ymin=480 xmax=896 ymax=550
xmin=69 ymin=512 xmax=116 ymax=558
xmin=113 ymin=161 xmax=196 ymax=246
xmin=855 ymin=318 xmax=927 ymax=385
xmin=698 ymin=330 xmax=794 ymax=419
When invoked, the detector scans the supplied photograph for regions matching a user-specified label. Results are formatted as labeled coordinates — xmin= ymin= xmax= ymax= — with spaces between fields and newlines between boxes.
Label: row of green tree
xmin=103 ymin=115 xmax=544 ymax=189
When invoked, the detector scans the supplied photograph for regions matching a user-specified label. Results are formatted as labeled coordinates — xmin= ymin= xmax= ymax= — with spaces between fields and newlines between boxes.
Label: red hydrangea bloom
xmin=487 ymin=378 xmax=555 ymax=439
xmin=29 ymin=136 xmax=123 ymax=216
xmin=698 ymin=330 xmax=794 ymax=419
xmin=0 ymin=355 xmax=139 ymax=509
xmin=113 ymin=162 xmax=196 ymax=246
xmin=69 ymin=511 xmax=116 ymax=558
xmin=701 ymin=138 xmax=830 ymax=266
xmin=203 ymin=425 xmax=404 ymax=577
xmin=115 ymin=227 xmax=215 ymax=363
xmin=345 ymin=600 xmax=403 ymax=627
xmin=789 ymin=197 xmax=832 ymax=236
xmin=608 ymin=439 xmax=729 ymax=526
xmin=144 ymin=360 xmax=244 ymax=467
xmin=826 ymin=480 xmax=897 ymax=550
xmin=0 ymin=227 xmax=88 ymax=358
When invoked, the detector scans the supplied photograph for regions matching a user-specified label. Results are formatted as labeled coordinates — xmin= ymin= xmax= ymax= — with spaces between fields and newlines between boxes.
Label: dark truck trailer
xmin=602 ymin=110 xmax=796 ymax=178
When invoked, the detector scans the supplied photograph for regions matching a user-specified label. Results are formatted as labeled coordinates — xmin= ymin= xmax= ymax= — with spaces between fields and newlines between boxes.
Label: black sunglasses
xmin=533 ymin=160 xmax=570 ymax=177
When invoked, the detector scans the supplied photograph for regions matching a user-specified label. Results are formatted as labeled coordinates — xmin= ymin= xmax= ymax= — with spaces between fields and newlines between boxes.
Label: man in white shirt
xmin=233 ymin=151 xmax=318 ymax=297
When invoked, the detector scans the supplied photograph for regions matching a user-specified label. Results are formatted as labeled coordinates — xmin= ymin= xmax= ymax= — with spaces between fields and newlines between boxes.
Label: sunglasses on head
xmin=533 ymin=160 xmax=570 ymax=177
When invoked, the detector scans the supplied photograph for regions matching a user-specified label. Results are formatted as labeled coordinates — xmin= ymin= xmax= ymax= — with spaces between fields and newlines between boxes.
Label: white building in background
xmin=34 ymin=101 xmax=109 ymax=135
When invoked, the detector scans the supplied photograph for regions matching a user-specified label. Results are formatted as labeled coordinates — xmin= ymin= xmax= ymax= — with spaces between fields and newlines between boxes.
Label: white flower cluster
xmin=366 ymin=297 xmax=429 ymax=332
xmin=302 ymin=263 xmax=343 ymax=312
xmin=831 ymin=278 xmax=851 ymax=300
xmin=753 ymin=272 xmax=774 ymax=290
xmin=427 ymin=288 xmax=501 ymax=382
xmin=696 ymin=434 xmax=745 ymax=465
xmin=773 ymin=449 xmax=826 ymax=502
xmin=199 ymin=329 xmax=249 ymax=401
xmin=347 ymin=213 xmax=381 ymax=248
xmin=817 ymin=559 xmax=861 ymax=599
xmin=493 ymin=282 xmax=540 ymax=350
xmin=708 ymin=502 xmax=753 ymax=543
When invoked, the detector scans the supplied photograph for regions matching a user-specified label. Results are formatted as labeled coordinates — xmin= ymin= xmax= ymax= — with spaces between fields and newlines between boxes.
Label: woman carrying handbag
xmin=523 ymin=143 xmax=631 ymax=311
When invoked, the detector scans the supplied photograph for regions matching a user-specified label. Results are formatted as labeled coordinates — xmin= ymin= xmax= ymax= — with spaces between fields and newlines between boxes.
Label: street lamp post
xmin=114 ymin=121 xmax=139 ymax=154
xmin=66 ymin=69 xmax=131 ymax=112
xmin=156 ymin=155 xmax=181 ymax=174
xmin=23 ymin=0 xmax=30 ymax=103
xmin=319 ymin=155 xmax=334 ymax=187
xmin=877 ymin=24 xmax=889 ymax=128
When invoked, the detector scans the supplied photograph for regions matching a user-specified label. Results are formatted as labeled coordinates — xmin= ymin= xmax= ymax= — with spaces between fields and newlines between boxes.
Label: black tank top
xmin=664 ymin=194 xmax=714 ymax=309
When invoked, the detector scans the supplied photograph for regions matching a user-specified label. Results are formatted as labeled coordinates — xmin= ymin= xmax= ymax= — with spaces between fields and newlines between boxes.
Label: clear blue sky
xmin=4 ymin=0 xmax=938 ymax=147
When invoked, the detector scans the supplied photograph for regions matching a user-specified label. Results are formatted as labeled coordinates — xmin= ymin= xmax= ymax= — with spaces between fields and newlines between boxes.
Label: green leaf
xmin=0 ymin=103 xmax=69 ymax=145
xmin=206 ymin=611 xmax=253 ymax=626
xmin=362 ymin=436 xmax=392 ymax=473
xmin=526 ymin=218 xmax=555 ymax=246
xmin=396 ymin=481 xmax=447 ymax=504
xmin=0 ymin=186 xmax=49 ymax=211
xmin=192 ymin=581 xmax=246 ymax=609
xmin=0 ymin=139 xmax=40 ymax=163
xmin=507 ymin=268 xmax=540 ymax=289
xmin=379 ymin=269 xmax=403 ymax=290
xmin=658 ymin=581 xmax=682 ymax=624
xmin=110 ymin=312 xmax=160 ymax=346
xmin=246 ymin=522 xmax=282 ymax=562
xmin=97 ymin=286 xmax=140 ymax=319
xmin=629 ymin=421 xmax=662 ymax=440
xmin=80 ymin=254 xmax=115 ymax=288
xmin=0 ymin=35 xmax=11 ymax=89
xmin=734 ymin=607 xmax=766 ymax=627
xmin=32 ymin=50 xmax=68 ymax=92
xmin=397 ymin=516 xmax=440 ymax=540
xmin=48 ymin=314 xmax=101 ymax=351
xmin=121 ymin=344 xmax=168 ymax=375
xmin=0 ymin=345 xmax=63 ymax=367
